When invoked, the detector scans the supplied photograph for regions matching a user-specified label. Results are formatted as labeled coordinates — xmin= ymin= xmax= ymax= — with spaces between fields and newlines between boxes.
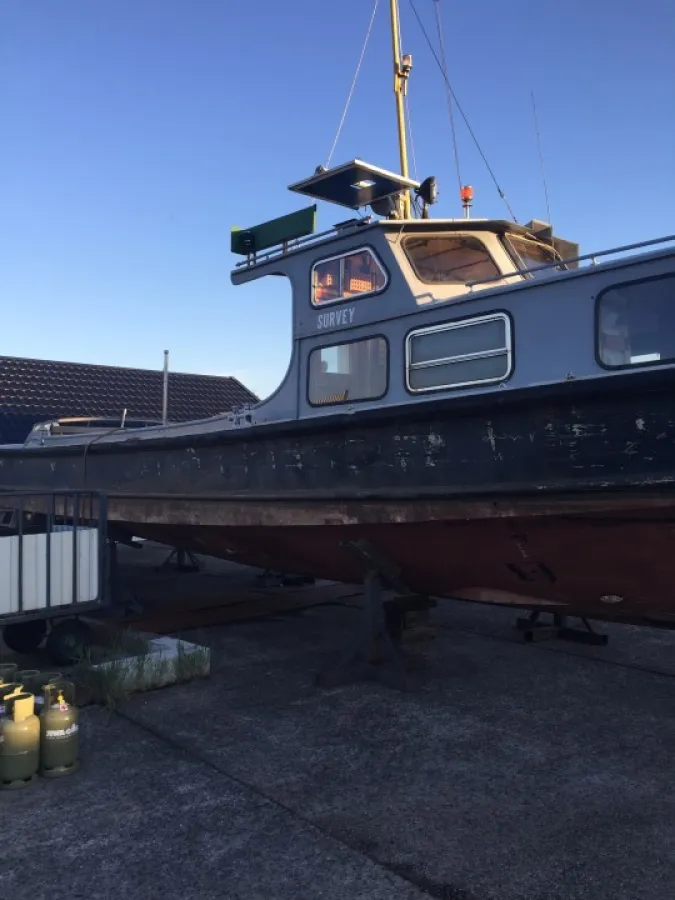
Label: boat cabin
xmin=230 ymin=160 xmax=586 ymax=419
xmin=17 ymin=159 xmax=675 ymax=449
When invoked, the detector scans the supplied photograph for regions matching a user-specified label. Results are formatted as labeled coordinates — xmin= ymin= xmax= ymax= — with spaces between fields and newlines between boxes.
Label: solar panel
xmin=288 ymin=159 xmax=420 ymax=211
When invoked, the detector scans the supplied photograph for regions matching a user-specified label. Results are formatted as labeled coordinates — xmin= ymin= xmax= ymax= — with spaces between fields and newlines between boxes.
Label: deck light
xmin=460 ymin=185 xmax=474 ymax=218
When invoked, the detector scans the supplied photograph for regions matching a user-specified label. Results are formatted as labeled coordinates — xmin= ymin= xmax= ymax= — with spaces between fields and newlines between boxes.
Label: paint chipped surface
xmin=3 ymin=389 xmax=675 ymax=524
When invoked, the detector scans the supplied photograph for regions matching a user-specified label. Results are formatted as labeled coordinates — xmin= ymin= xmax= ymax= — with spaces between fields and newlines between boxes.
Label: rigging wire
xmin=398 ymin=6 xmax=419 ymax=183
xmin=325 ymin=0 xmax=380 ymax=169
xmin=405 ymin=92 xmax=419 ymax=181
xmin=433 ymin=0 xmax=462 ymax=197
xmin=408 ymin=0 xmax=519 ymax=222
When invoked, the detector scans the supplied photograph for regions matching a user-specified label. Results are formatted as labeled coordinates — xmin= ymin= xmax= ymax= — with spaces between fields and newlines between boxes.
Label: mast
xmin=389 ymin=0 xmax=412 ymax=218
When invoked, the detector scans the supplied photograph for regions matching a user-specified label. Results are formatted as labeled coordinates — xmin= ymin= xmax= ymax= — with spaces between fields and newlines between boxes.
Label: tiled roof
xmin=0 ymin=355 xmax=259 ymax=444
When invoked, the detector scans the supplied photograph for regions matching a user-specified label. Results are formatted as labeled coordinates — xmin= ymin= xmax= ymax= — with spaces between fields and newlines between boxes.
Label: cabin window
xmin=308 ymin=337 xmax=388 ymax=405
xmin=403 ymin=235 xmax=500 ymax=285
xmin=312 ymin=248 xmax=387 ymax=306
xmin=504 ymin=234 xmax=563 ymax=276
xmin=406 ymin=314 xmax=512 ymax=392
xmin=597 ymin=275 xmax=675 ymax=368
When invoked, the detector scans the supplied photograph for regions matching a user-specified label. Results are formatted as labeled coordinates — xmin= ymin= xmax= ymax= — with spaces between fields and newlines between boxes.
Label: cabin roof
xmin=378 ymin=218 xmax=530 ymax=235
xmin=232 ymin=158 xmax=579 ymax=282
xmin=230 ymin=215 xmax=568 ymax=283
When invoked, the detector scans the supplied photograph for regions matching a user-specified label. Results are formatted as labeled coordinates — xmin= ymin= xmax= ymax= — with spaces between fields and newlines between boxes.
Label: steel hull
xmin=3 ymin=371 xmax=675 ymax=626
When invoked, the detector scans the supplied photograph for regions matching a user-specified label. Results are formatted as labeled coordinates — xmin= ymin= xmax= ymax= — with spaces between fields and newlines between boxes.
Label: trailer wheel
xmin=3 ymin=619 xmax=48 ymax=655
xmin=45 ymin=619 xmax=92 ymax=666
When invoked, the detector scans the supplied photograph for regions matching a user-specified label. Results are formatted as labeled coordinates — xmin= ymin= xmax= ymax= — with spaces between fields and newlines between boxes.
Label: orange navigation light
xmin=460 ymin=185 xmax=474 ymax=218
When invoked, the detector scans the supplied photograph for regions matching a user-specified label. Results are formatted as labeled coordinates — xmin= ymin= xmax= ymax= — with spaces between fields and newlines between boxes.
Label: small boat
xmin=2 ymin=1 xmax=675 ymax=631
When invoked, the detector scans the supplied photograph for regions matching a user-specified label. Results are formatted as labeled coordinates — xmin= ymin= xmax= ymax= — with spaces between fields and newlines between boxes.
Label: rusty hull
xmin=64 ymin=489 xmax=675 ymax=628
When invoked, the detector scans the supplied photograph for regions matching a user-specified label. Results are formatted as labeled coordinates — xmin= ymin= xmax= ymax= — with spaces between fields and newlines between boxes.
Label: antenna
xmin=162 ymin=349 xmax=169 ymax=425
xmin=531 ymin=90 xmax=556 ymax=254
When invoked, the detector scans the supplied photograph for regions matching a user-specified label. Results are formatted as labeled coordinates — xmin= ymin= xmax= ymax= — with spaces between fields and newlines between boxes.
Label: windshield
xmin=504 ymin=234 xmax=565 ymax=277
xmin=403 ymin=235 xmax=501 ymax=285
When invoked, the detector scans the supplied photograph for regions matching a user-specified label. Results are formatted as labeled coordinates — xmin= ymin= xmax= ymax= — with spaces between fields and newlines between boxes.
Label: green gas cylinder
xmin=40 ymin=681 xmax=79 ymax=777
xmin=33 ymin=672 xmax=62 ymax=716
xmin=0 ymin=690 xmax=40 ymax=789
xmin=0 ymin=663 xmax=18 ymax=683
xmin=16 ymin=670 xmax=41 ymax=695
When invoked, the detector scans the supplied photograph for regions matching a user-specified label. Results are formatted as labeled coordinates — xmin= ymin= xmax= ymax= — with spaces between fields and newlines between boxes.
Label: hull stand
xmin=315 ymin=539 xmax=433 ymax=691
xmin=515 ymin=611 xmax=609 ymax=646
xmin=155 ymin=547 xmax=201 ymax=573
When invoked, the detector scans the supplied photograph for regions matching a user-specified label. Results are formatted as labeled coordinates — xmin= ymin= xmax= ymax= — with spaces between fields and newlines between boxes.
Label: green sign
xmin=231 ymin=204 xmax=317 ymax=256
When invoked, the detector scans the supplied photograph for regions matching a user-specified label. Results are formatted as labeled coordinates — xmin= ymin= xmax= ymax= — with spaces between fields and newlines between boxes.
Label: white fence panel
xmin=0 ymin=528 xmax=99 ymax=617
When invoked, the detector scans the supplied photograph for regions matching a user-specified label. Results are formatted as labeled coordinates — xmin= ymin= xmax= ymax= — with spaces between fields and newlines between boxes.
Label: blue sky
xmin=1 ymin=0 xmax=674 ymax=399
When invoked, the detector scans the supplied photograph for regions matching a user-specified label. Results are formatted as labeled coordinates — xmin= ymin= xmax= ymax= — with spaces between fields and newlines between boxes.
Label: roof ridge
xmin=0 ymin=354 xmax=244 ymax=383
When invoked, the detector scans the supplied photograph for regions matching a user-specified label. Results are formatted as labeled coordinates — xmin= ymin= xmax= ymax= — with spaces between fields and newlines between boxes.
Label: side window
xmin=403 ymin=235 xmax=501 ymax=285
xmin=312 ymin=248 xmax=387 ymax=306
xmin=598 ymin=275 xmax=675 ymax=367
xmin=505 ymin=234 xmax=562 ymax=276
xmin=406 ymin=314 xmax=512 ymax=392
xmin=308 ymin=337 xmax=388 ymax=406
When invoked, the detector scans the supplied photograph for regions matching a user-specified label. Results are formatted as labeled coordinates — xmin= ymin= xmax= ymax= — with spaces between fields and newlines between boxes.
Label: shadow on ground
xmin=4 ymin=575 xmax=675 ymax=900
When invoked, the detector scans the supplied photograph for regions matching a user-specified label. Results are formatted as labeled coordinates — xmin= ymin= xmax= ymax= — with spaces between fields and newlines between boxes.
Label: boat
xmin=2 ymin=0 xmax=675 ymax=632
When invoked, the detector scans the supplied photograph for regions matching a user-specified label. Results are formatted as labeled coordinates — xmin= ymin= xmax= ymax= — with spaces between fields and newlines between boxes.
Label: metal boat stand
xmin=315 ymin=539 xmax=435 ymax=691
xmin=515 ymin=611 xmax=608 ymax=646
xmin=155 ymin=546 xmax=201 ymax=573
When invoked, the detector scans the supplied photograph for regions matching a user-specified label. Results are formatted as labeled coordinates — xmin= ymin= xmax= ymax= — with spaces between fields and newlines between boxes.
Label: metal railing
xmin=467 ymin=233 xmax=675 ymax=290
xmin=232 ymin=218 xmax=370 ymax=269
xmin=0 ymin=490 xmax=110 ymax=625
xmin=233 ymin=218 xmax=675 ymax=290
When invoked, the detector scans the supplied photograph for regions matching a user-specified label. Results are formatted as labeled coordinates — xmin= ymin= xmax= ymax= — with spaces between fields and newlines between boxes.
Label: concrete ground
xmin=4 ymin=581 xmax=675 ymax=900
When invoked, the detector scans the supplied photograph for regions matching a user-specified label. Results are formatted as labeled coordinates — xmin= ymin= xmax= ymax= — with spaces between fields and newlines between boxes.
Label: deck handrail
xmin=467 ymin=233 xmax=675 ymax=289
xmin=232 ymin=220 xmax=368 ymax=269
xmin=233 ymin=222 xmax=675 ymax=282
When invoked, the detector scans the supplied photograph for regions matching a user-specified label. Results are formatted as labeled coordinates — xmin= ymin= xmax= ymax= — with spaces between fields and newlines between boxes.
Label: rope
xmin=408 ymin=0 xmax=518 ymax=222
xmin=433 ymin=0 xmax=462 ymax=197
xmin=325 ymin=0 xmax=380 ymax=169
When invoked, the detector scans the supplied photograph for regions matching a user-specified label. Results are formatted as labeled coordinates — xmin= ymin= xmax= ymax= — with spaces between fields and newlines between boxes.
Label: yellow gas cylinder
xmin=0 ymin=689 xmax=40 ymax=789
xmin=0 ymin=681 xmax=23 ymax=719
xmin=40 ymin=682 xmax=80 ymax=777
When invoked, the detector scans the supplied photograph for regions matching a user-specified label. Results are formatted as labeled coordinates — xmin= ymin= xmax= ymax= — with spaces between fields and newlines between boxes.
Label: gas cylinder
xmin=16 ymin=670 xmax=41 ymax=695
xmin=40 ymin=681 xmax=79 ymax=777
xmin=0 ymin=689 xmax=40 ymax=789
xmin=33 ymin=672 xmax=62 ymax=716
xmin=0 ymin=663 xmax=18 ymax=683
xmin=0 ymin=681 xmax=23 ymax=719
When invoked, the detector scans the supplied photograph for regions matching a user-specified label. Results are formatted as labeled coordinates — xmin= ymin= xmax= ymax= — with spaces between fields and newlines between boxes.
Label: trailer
xmin=0 ymin=491 xmax=110 ymax=665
